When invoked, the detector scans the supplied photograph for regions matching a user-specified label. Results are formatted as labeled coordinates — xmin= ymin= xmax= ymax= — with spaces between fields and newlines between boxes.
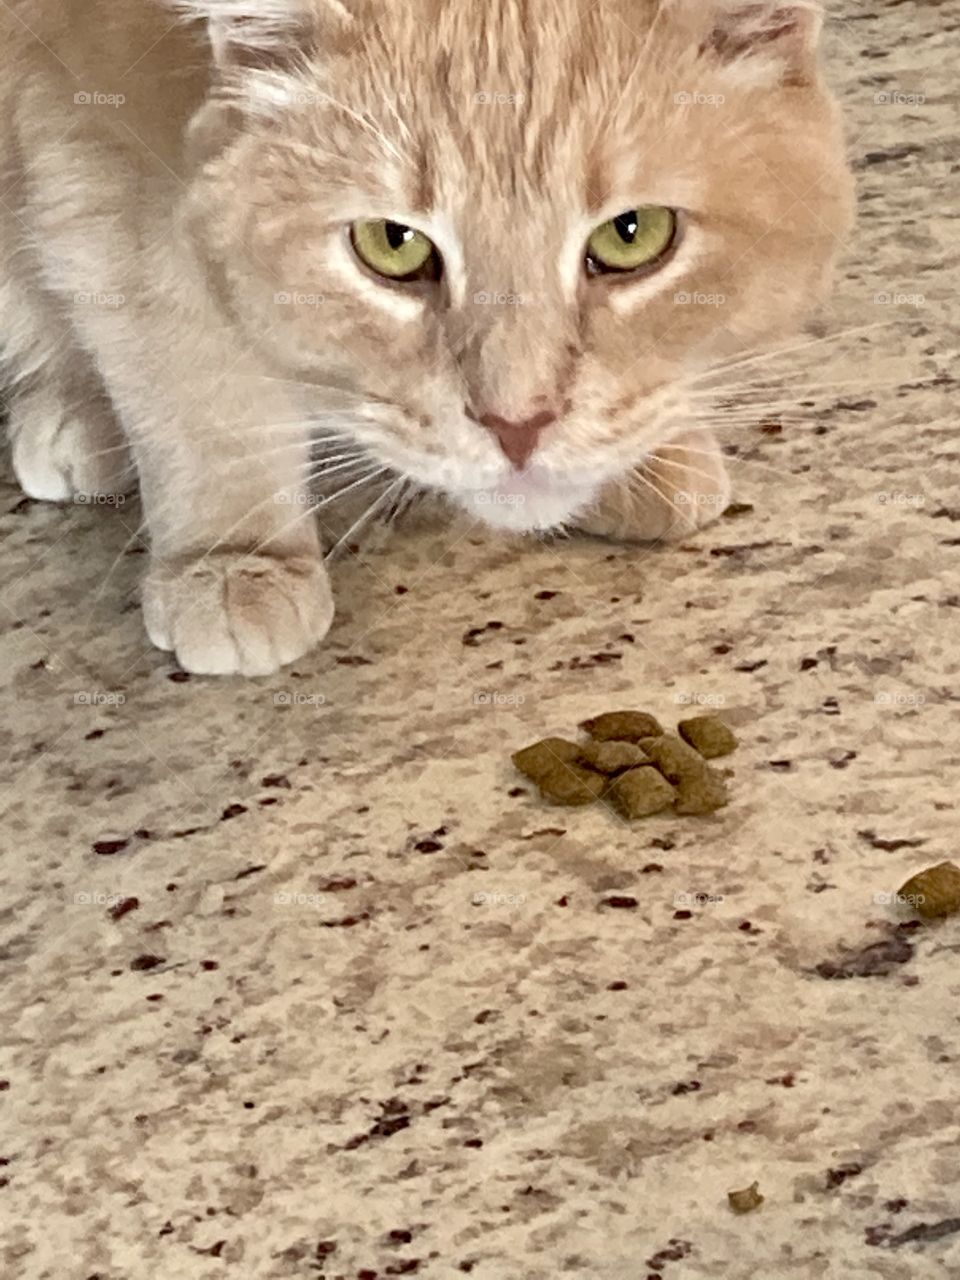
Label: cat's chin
xmin=452 ymin=472 xmax=603 ymax=533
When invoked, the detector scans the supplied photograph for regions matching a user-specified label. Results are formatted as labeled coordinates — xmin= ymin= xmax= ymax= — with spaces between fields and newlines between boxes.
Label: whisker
xmin=652 ymin=442 xmax=786 ymax=478
xmin=627 ymin=467 xmax=697 ymax=537
xmin=688 ymin=320 xmax=895 ymax=386
xmin=324 ymin=474 xmax=405 ymax=561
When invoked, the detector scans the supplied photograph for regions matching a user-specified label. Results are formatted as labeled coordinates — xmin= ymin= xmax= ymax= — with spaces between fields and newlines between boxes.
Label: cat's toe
xmin=143 ymin=552 xmax=335 ymax=677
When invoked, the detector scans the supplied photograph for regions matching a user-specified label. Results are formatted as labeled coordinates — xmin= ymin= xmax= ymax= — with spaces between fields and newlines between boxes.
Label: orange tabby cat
xmin=0 ymin=0 xmax=853 ymax=673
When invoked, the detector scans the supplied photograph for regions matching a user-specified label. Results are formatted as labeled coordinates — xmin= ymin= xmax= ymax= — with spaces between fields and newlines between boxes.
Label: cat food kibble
xmin=511 ymin=738 xmax=607 ymax=806
xmin=897 ymin=861 xmax=960 ymax=919
xmin=579 ymin=710 xmax=664 ymax=743
xmin=512 ymin=737 xmax=581 ymax=777
xmin=677 ymin=715 xmax=738 ymax=759
xmin=638 ymin=735 xmax=729 ymax=815
xmin=578 ymin=740 xmax=650 ymax=774
xmin=727 ymin=1182 xmax=764 ymax=1214
xmin=608 ymin=767 xmax=676 ymax=819
xmin=511 ymin=707 xmax=738 ymax=825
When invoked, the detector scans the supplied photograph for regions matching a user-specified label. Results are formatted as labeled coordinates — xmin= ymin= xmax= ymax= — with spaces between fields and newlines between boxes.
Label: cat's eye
xmin=351 ymin=219 xmax=438 ymax=281
xmin=586 ymin=206 xmax=677 ymax=275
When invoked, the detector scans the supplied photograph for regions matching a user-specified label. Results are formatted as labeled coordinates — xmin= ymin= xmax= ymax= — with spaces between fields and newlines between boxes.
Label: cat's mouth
xmin=452 ymin=464 xmax=607 ymax=533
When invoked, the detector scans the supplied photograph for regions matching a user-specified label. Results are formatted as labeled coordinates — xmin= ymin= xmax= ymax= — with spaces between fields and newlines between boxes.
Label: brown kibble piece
xmin=898 ymin=862 xmax=960 ymax=919
xmin=536 ymin=766 xmax=607 ymax=807
xmin=578 ymin=740 xmax=650 ymax=774
xmin=677 ymin=715 xmax=738 ymax=759
xmin=512 ymin=737 xmax=582 ymax=779
xmin=641 ymin=735 xmax=729 ymax=815
xmin=579 ymin=710 xmax=664 ymax=743
xmin=728 ymin=1182 xmax=764 ymax=1214
xmin=608 ymin=767 xmax=676 ymax=819
xmin=512 ymin=739 xmax=606 ymax=807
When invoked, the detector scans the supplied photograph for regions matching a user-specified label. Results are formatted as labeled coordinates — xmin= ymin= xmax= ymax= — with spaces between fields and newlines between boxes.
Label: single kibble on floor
xmin=578 ymin=740 xmax=650 ymax=774
xmin=727 ymin=1181 xmax=764 ymax=1214
xmin=512 ymin=737 xmax=583 ymax=782
xmin=898 ymin=861 xmax=960 ymax=919
xmin=608 ymin=766 xmax=676 ymax=818
xmin=677 ymin=715 xmax=738 ymax=759
xmin=640 ymin=735 xmax=729 ymax=815
xmin=579 ymin=710 xmax=665 ymax=743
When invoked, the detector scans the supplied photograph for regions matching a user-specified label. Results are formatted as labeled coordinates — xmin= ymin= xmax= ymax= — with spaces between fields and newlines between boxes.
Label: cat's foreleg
xmin=80 ymin=305 xmax=334 ymax=677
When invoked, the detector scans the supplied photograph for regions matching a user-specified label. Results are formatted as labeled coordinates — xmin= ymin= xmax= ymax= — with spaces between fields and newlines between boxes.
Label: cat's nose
xmin=469 ymin=408 xmax=557 ymax=470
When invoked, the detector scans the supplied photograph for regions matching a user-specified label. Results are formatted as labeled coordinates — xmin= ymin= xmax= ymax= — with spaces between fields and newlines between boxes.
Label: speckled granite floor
xmin=2 ymin=2 xmax=959 ymax=1278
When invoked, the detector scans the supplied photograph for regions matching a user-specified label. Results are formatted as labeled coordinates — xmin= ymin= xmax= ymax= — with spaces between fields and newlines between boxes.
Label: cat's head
xmin=182 ymin=0 xmax=854 ymax=531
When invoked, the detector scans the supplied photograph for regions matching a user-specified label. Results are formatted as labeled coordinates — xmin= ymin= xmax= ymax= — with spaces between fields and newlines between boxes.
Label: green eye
xmin=351 ymin=219 xmax=436 ymax=280
xmin=586 ymin=207 xmax=677 ymax=274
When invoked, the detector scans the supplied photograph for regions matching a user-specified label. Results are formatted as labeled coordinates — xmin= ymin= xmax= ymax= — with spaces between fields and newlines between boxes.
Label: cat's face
xmin=191 ymin=0 xmax=854 ymax=531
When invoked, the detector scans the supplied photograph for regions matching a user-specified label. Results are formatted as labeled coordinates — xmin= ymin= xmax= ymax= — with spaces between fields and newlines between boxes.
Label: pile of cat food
xmin=512 ymin=710 xmax=737 ymax=819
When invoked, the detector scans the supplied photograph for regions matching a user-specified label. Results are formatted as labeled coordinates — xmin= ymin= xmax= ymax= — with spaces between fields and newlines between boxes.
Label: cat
xmin=0 ymin=0 xmax=853 ymax=674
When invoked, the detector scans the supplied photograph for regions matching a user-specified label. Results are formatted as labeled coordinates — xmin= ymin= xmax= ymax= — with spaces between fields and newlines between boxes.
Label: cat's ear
xmin=705 ymin=2 xmax=823 ymax=83
xmin=174 ymin=0 xmax=355 ymax=69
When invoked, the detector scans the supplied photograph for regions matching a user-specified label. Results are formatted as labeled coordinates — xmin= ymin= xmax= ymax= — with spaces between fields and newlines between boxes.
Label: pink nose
xmin=472 ymin=408 xmax=557 ymax=470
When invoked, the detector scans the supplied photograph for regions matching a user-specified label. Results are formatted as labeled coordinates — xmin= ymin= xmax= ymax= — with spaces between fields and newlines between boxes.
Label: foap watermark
xmin=74 ymin=90 xmax=126 ymax=109
xmin=74 ymin=891 xmax=125 ymax=908
xmin=873 ymin=890 xmax=925 ymax=909
xmin=274 ymin=491 xmax=326 ymax=507
xmin=674 ymin=90 xmax=725 ymax=108
xmin=475 ymin=492 xmax=525 ymax=508
xmin=274 ymin=691 xmax=326 ymax=708
xmin=474 ymin=90 xmax=526 ymax=106
xmin=874 ymin=690 xmax=925 ymax=708
xmin=472 ymin=890 xmax=527 ymax=907
xmin=473 ymin=690 xmax=526 ymax=707
xmin=673 ymin=691 xmax=727 ymax=708
xmin=473 ymin=290 xmax=534 ymax=307
xmin=274 ymin=890 xmax=325 ymax=909
xmin=258 ymin=85 xmax=327 ymax=110
xmin=675 ymin=490 xmax=727 ymax=508
xmin=74 ymin=291 xmax=125 ymax=309
xmin=275 ymin=290 xmax=326 ymax=308
xmin=873 ymin=90 xmax=926 ymax=107
xmin=876 ymin=491 xmax=925 ymax=508
xmin=675 ymin=291 xmax=726 ymax=307
xmin=74 ymin=691 xmax=126 ymax=707
xmin=674 ymin=891 xmax=725 ymax=907
xmin=874 ymin=291 xmax=925 ymax=308
xmin=74 ymin=492 xmax=126 ymax=507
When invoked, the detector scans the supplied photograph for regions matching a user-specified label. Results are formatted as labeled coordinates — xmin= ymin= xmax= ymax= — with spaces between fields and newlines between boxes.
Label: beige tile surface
xmin=2 ymin=3 xmax=958 ymax=1277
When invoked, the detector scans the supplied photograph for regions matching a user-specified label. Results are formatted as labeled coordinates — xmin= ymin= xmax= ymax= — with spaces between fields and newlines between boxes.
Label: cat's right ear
xmin=173 ymin=0 xmax=355 ymax=70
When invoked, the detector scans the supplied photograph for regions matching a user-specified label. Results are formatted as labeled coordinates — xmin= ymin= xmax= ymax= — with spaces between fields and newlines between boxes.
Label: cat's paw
xmin=143 ymin=552 xmax=335 ymax=676
xmin=575 ymin=429 xmax=731 ymax=544
xmin=10 ymin=385 xmax=133 ymax=503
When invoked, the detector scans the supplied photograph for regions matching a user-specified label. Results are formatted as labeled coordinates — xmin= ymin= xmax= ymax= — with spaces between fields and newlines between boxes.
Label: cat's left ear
xmin=706 ymin=2 xmax=823 ymax=84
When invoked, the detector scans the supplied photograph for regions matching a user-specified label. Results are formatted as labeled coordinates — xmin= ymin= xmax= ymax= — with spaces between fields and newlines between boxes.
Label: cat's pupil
xmin=614 ymin=212 xmax=639 ymax=244
xmin=385 ymin=221 xmax=413 ymax=250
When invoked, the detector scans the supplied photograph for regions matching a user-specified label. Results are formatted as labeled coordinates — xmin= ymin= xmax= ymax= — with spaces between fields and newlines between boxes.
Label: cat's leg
xmin=7 ymin=132 xmax=333 ymax=676
xmin=102 ymin=338 xmax=334 ymax=678
xmin=575 ymin=428 xmax=731 ymax=544
xmin=109 ymin=352 xmax=336 ymax=677
xmin=1 ymin=275 xmax=133 ymax=503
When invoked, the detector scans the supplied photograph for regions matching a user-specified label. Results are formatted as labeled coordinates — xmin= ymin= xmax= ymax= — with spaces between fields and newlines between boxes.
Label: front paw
xmin=576 ymin=429 xmax=731 ymax=544
xmin=10 ymin=384 xmax=133 ymax=504
xmin=143 ymin=551 xmax=334 ymax=676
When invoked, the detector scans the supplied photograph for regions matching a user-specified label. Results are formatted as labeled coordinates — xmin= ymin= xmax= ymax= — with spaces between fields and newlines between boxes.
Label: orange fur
xmin=0 ymin=0 xmax=854 ymax=673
